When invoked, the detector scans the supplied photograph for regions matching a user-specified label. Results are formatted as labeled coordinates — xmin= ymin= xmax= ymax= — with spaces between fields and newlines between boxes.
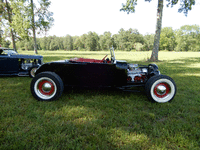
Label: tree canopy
xmin=12 ymin=25 xmax=200 ymax=52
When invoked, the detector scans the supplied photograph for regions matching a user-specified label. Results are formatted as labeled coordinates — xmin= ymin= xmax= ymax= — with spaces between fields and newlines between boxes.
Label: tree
xmin=175 ymin=25 xmax=200 ymax=51
xmin=10 ymin=0 xmax=30 ymax=40
xmin=113 ymin=28 xmax=144 ymax=51
xmin=63 ymin=35 xmax=73 ymax=50
xmin=121 ymin=0 xmax=196 ymax=61
xmin=40 ymin=36 xmax=48 ymax=50
xmin=3 ymin=0 xmax=17 ymax=50
xmin=144 ymin=34 xmax=154 ymax=51
xmin=159 ymin=27 xmax=176 ymax=51
xmin=0 ymin=38 xmax=11 ymax=47
xmin=85 ymin=32 xmax=99 ymax=51
xmin=10 ymin=0 xmax=53 ymax=53
xmin=74 ymin=36 xmax=84 ymax=50
xmin=30 ymin=0 xmax=37 ymax=53
xmin=0 ymin=0 xmax=4 ymax=45
xmin=99 ymin=32 xmax=113 ymax=50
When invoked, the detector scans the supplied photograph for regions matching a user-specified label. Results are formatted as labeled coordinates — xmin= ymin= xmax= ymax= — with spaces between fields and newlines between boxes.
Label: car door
xmin=77 ymin=63 xmax=127 ymax=87
xmin=0 ymin=55 xmax=10 ymax=74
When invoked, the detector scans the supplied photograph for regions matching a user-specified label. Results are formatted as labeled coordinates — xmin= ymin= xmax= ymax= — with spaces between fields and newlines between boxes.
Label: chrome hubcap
xmin=154 ymin=82 xmax=170 ymax=98
xmin=42 ymin=83 xmax=52 ymax=93
xmin=156 ymin=85 xmax=167 ymax=95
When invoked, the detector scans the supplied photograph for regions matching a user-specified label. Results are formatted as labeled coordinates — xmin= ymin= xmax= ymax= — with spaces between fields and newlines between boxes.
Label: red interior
xmin=70 ymin=57 xmax=111 ymax=64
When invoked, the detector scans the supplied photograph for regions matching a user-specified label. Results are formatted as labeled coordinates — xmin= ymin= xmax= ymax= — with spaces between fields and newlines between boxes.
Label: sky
xmin=47 ymin=0 xmax=200 ymax=37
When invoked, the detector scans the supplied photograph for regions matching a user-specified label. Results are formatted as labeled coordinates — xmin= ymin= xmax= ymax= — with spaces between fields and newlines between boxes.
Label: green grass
xmin=0 ymin=50 xmax=200 ymax=149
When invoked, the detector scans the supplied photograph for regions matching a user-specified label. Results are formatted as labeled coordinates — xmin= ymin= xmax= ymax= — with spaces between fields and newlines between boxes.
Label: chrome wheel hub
xmin=42 ymin=83 xmax=52 ymax=93
xmin=156 ymin=85 xmax=167 ymax=95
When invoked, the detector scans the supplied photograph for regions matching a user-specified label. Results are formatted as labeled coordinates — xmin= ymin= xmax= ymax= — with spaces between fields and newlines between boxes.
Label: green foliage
xmin=121 ymin=0 xmax=196 ymax=16
xmin=49 ymin=35 xmax=59 ymax=50
xmin=0 ymin=0 xmax=8 ymax=21
xmin=6 ymin=0 xmax=53 ymax=41
xmin=160 ymin=27 xmax=176 ymax=51
xmin=0 ymin=38 xmax=11 ymax=47
xmin=135 ymin=42 xmax=144 ymax=51
xmin=36 ymin=0 xmax=54 ymax=31
xmin=120 ymin=0 xmax=138 ymax=14
xmin=99 ymin=32 xmax=113 ymax=50
xmin=74 ymin=36 xmax=84 ymax=50
xmin=143 ymin=34 xmax=154 ymax=51
xmin=15 ymin=25 xmax=200 ymax=52
xmin=40 ymin=36 xmax=49 ymax=50
xmin=113 ymin=28 xmax=145 ymax=51
xmin=175 ymin=25 xmax=200 ymax=51
xmin=85 ymin=31 xmax=99 ymax=51
xmin=10 ymin=0 xmax=31 ymax=40
xmin=63 ymin=35 xmax=73 ymax=50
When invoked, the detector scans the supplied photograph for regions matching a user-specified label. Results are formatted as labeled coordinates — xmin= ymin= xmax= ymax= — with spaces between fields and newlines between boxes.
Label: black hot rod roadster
xmin=30 ymin=48 xmax=176 ymax=103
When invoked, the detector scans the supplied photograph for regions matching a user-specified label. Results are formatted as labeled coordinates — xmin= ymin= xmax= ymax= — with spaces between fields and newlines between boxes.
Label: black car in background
xmin=0 ymin=47 xmax=43 ymax=77
xmin=30 ymin=47 xmax=177 ymax=103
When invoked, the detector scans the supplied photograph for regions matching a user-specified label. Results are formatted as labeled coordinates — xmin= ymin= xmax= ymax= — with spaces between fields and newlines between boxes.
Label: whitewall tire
xmin=145 ymin=75 xmax=176 ymax=103
xmin=30 ymin=72 xmax=64 ymax=101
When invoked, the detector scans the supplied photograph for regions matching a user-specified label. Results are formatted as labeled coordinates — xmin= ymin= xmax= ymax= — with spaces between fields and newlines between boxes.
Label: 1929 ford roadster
xmin=30 ymin=48 xmax=176 ymax=103
xmin=0 ymin=47 xmax=43 ymax=77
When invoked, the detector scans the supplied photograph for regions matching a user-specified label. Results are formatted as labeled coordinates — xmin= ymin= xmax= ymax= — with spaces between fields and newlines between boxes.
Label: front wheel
xmin=30 ymin=72 xmax=64 ymax=101
xmin=145 ymin=75 xmax=176 ymax=103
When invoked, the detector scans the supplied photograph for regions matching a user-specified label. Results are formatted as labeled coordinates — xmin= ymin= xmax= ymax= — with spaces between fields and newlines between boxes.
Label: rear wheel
xmin=145 ymin=75 xmax=176 ymax=103
xmin=30 ymin=72 xmax=64 ymax=101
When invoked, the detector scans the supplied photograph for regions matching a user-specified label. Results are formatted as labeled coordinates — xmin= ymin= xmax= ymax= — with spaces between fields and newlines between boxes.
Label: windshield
xmin=2 ymin=50 xmax=18 ymax=55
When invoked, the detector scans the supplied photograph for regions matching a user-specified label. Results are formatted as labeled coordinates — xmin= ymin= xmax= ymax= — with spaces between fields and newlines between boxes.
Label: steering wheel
xmin=101 ymin=54 xmax=108 ymax=62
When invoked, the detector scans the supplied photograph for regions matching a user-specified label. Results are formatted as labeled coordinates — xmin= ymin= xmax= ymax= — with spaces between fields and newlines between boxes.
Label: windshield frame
xmin=2 ymin=50 xmax=18 ymax=55
xmin=110 ymin=47 xmax=116 ymax=64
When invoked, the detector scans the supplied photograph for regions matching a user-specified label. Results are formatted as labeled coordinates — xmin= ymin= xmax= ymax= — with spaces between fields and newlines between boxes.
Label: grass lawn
xmin=0 ymin=50 xmax=200 ymax=149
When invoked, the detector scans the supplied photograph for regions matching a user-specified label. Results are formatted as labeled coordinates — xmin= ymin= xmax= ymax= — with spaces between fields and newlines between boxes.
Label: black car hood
xmin=9 ymin=54 xmax=43 ymax=59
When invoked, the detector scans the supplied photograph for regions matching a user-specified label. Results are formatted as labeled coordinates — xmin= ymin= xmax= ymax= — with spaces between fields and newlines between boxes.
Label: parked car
xmin=30 ymin=48 xmax=176 ymax=103
xmin=0 ymin=47 xmax=43 ymax=77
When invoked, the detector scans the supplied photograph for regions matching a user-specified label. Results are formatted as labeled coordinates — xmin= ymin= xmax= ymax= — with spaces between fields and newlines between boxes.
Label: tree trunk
xmin=0 ymin=30 xmax=2 ymax=45
xmin=149 ymin=0 xmax=163 ymax=61
xmin=0 ymin=0 xmax=3 ymax=46
xmin=31 ymin=0 xmax=38 ymax=54
xmin=5 ymin=0 xmax=17 ymax=51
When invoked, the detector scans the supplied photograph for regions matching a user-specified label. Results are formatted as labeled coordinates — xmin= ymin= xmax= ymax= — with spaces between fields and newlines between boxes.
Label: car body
xmin=30 ymin=48 xmax=177 ymax=103
xmin=0 ymin=47 xmax=43 ymax=77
